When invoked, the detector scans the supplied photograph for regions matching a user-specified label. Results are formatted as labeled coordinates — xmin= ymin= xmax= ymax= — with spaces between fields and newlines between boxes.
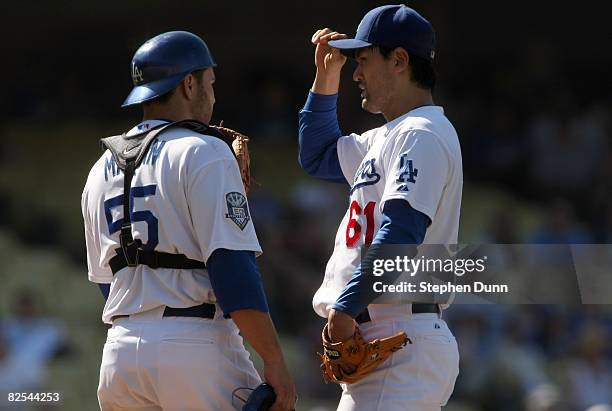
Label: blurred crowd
xmin=455 ymin=92 xmax=611 ymax=243
xmin=0 ymin=289 xmax=71 ymax=409
xmin=447 ymin=305 xmax=612 ymax=411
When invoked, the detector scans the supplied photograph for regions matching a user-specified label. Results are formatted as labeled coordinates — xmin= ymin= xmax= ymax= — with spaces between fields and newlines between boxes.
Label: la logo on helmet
xmin=131 ymin=62 xmax=144 ymax=84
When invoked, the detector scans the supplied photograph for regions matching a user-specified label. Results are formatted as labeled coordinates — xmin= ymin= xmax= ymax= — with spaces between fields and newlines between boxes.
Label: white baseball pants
xmin=97 ymin=307 xmax=261 ymax=411
xmin=336 ymin=309 xmax=460 ymax=411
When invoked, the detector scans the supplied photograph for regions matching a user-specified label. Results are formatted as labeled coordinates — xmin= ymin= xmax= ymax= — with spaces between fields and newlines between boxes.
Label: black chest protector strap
xmin=101 ymin=120 xmax=225 ymax=275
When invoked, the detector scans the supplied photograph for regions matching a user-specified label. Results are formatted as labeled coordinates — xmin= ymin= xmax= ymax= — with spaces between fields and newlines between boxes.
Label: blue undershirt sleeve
xmin=98 ymin=283 xmax=110 ymax=301
xmin=207 ymin=248 xmax=269 ymax=316
xmin=331 ymin=199 xmax=431 ymax=318
xmin=298 ymin=91 xmax=347 ymax=183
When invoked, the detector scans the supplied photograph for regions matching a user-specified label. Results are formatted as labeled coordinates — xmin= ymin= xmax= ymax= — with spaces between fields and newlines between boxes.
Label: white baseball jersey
xmin=313 ymin=106 xmax=463 ymax=318
xmin=82 ymin=120 xmax=262 ymax=324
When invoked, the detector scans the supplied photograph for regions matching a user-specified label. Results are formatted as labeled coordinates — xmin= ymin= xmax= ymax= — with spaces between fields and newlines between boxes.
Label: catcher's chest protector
xmin=100 ymin=120 xmax=224 ymax=274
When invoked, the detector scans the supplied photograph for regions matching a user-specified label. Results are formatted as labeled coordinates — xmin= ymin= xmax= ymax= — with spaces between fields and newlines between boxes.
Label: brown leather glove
xmin=319 ymin=324 xmax=411 ymax=384
xmin=210 ymin=123 xmax=251 ymax=193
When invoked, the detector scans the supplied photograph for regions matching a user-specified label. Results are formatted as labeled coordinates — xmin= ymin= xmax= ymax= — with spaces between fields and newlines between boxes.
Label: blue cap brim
xmin=327 ymin=38 xmax=372 ymax=57
xmin=121 ymin=72 xmax=187 ymax=107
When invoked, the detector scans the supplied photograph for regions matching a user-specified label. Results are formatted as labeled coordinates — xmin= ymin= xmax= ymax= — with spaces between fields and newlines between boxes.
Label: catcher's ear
xmin=181 ymin=74 xmax=197 ymax=100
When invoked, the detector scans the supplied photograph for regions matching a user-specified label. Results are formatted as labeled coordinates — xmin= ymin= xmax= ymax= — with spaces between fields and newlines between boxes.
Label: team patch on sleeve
xmin=395 ymin=153 xmax=418 ymax=192
xmin=224 ymin=192 xmax=250 ymax=230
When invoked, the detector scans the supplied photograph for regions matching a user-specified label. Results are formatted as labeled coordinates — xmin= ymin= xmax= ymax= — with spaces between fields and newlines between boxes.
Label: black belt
xmin=111 ymin=302 xmax=216 ymax=323
xmin=355 ymin=303 xmax=439 ymax=324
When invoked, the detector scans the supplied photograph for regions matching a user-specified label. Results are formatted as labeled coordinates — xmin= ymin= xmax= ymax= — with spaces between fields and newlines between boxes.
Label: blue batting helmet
xmin=122 ymin=31 xmax=216 ymax=107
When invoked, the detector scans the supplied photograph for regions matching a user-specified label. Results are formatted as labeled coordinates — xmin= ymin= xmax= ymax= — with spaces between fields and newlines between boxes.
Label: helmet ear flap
xmin=122 ymin=31 xmax=216 ymax=108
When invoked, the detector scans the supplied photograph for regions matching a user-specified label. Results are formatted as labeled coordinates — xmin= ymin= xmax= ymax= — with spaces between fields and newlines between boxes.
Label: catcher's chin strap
xmin=103 ymin=120 xmax=224 ymax=275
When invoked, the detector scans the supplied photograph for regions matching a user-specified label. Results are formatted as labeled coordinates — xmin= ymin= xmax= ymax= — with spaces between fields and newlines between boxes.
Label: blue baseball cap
xmin=328 ymin=5 xmax=436 ymax=60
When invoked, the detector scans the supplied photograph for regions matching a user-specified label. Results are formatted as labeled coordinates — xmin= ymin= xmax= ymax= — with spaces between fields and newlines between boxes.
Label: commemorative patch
xmin=225 ymin=192 xmax=250 ymax=230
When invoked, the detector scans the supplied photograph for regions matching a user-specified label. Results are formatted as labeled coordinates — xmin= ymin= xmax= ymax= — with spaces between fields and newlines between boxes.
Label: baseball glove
xmin=210 ymin=122 xmax=251 ymax=193
xmin=319 ymin=324 xmax=411 ymax=384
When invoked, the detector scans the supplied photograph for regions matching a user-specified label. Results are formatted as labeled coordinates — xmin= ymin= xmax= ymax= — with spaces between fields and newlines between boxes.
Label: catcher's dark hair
xmin=143 ymin=69 xmax=206 ymax=106
xmin=377 ymin=46 xmax=436 ymax=91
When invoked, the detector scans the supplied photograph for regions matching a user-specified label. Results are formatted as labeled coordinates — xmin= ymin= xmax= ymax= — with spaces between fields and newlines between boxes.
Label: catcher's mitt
xmin=319 ymin=324 xmax=411 ymax=384
xmin=210 ymin=122 xmax=251 ymax=193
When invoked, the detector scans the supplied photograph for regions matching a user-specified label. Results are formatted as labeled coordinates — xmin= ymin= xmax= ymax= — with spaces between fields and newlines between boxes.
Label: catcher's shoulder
xmin=166 ymin=126 xmax=235 ymax=161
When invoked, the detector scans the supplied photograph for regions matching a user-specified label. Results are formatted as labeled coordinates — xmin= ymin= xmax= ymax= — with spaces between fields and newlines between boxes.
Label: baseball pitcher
xmin=298 ymin=5 xmax=462 ymax=411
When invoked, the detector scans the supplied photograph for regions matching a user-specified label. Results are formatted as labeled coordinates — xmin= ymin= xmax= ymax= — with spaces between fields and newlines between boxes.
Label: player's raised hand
xmin=265 ymin=359 xmax=296 ymax=411
xmin=312 ymin=28 xmax=347 ymax=73
xmin=311 ymin=28 xmax=347 ymax=95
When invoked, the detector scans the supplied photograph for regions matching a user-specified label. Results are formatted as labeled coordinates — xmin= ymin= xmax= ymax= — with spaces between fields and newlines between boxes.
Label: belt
xmin=355 ymin=303 xmax=439 ymax=324
xmin=111 ymin=302 xmax=216 ymax=323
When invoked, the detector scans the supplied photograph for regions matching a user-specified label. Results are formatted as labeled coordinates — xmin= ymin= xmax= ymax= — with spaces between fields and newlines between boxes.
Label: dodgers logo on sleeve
xmin=225 ymin=192 xmax=250 ymax=230
xmin=396 ymin=153 xmax=418 ymax=192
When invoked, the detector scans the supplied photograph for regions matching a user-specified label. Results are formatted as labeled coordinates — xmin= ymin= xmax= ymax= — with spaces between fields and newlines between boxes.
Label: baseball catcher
xmin=84 ymin=30 xmax=296 ymax=411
